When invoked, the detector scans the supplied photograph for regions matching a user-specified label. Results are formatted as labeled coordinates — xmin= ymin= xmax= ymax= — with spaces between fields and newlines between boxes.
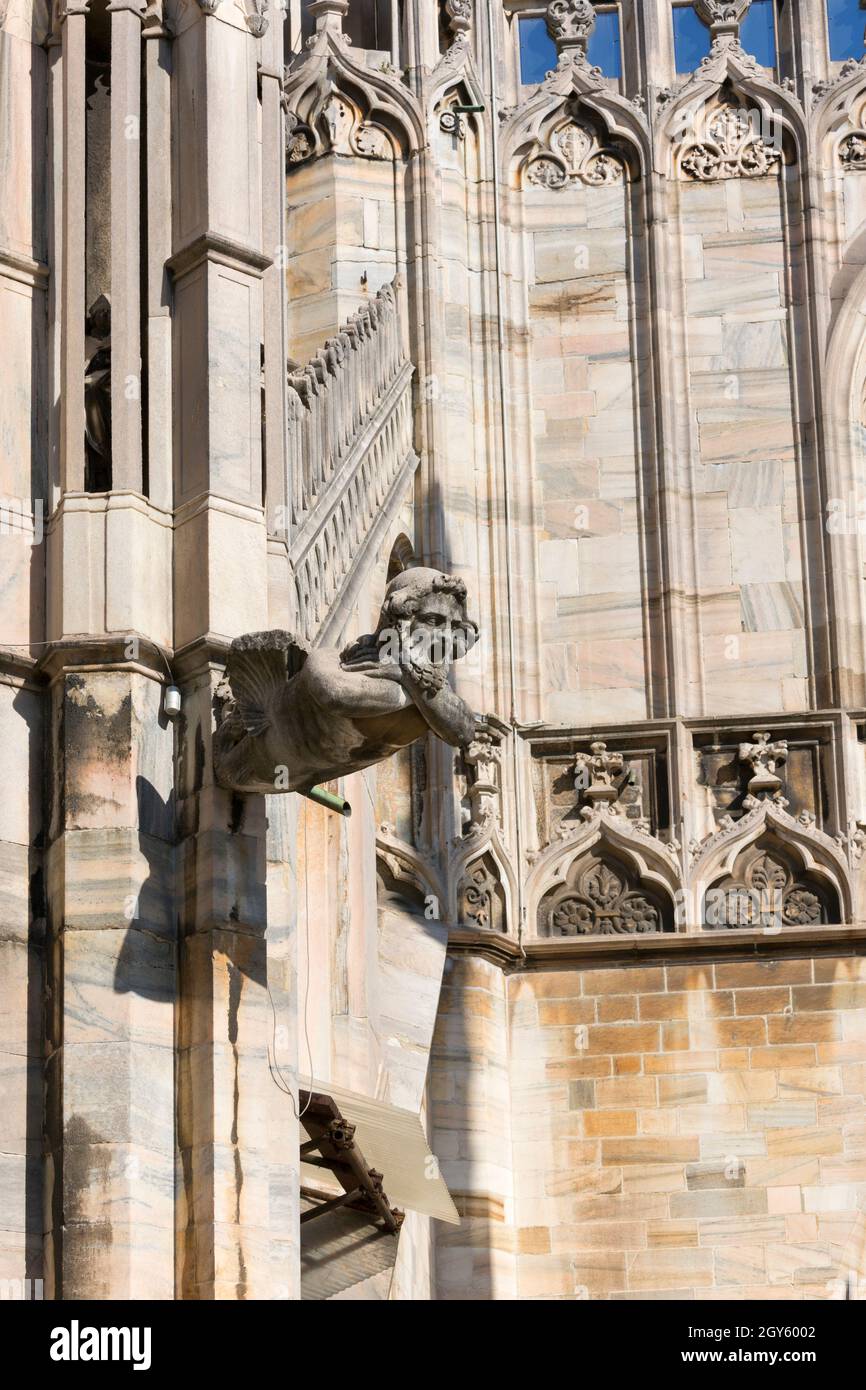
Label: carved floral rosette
xmin=522 ymin=116 xmax=626 ymax=190
xmin=546 ymin=0 xmax=596 ymax=49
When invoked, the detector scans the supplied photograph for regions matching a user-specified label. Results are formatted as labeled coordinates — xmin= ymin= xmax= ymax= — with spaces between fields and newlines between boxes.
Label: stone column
xmin=170 ymin=0 xmax=273 ymax=1298
xmin=60 ymin=2 xmax=87 ymax=492
xmin=788 ymin=0 xmax=831 ymax=88
xmin=143 ymin=6 xmax=173 ymax=510
xmin=639 ymin=0 xmax=677 ymax=90
xmin=174 ymin=669 xmax=272 ymax=1299
xmin=0 ymin=0 xmax=50 ymax=1294
xmin=264 ymin=794 xmax=300 ymax=1301
xmin=47 ymin=31 xmax=64 ymax=509
xmin=44 ymin=661 xmax=176 ymax=1299
xmin=108 ymin=0 xmax=144 ymax=491
xmin=0 ymin=669 xmax=43 ymax=1293
xmin=260 ymin=13 xmax=293 ymax=626
xmin=431 ymin=953 xmax=517 ymax=1299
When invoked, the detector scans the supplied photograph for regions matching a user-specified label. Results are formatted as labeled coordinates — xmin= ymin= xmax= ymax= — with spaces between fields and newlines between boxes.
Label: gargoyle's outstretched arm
xmin=300 ymin=650 xmax=411 ymax=714
xmin=401 ymin=671 xmax=476 ymax=748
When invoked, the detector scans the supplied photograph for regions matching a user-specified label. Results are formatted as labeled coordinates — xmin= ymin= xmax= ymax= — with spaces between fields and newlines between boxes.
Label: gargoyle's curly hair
xmin=340 ymin=567 xmax=478 ymax=668
xmin=378 ymin=569 xmax=469 ymax=626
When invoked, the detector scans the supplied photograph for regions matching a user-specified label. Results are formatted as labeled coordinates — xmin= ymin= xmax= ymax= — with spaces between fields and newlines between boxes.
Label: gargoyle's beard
xmin=407 ymin=659 xmax=447 ymax=695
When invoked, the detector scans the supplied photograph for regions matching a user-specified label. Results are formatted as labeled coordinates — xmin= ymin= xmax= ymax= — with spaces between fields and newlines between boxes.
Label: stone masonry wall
xmin=434 ymin=949 xmax=866 ymax=1301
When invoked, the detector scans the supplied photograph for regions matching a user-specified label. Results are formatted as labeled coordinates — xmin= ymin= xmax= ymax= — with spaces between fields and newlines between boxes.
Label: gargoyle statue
xmin=214 ymin=568 xmax=479 ymax=795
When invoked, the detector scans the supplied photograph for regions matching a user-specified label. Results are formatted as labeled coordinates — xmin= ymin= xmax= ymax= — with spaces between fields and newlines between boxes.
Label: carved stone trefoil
xmin=680 ymin=102 xmax=783 ymax=181
xmin=524 ymin=116 xmax=625 ymax=189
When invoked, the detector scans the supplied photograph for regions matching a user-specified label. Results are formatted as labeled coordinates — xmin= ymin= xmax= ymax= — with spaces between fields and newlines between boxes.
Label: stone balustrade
xmin=285 ymin=276 xmax=416 ymax=641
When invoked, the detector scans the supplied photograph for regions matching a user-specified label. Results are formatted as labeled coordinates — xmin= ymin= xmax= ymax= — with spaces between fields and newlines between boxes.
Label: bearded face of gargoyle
xmin=213 ymin=568 xmax=480 ymax=796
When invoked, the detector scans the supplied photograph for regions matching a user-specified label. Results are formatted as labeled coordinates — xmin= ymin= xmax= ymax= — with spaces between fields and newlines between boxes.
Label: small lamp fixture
xmin=164 ymin=684 xmax=182 ymax=719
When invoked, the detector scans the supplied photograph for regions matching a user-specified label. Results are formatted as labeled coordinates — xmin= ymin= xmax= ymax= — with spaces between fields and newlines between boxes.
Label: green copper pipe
xmin=299 ymin=785 xmax=352 ymax=817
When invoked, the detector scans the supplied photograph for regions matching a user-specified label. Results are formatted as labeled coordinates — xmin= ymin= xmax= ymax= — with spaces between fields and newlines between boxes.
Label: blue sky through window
xmin=518 ymin=15 xmax=555 ymax=84
xmin=588 ymin=10 xmax=622 ymax=78
xmin=518 ymin=10 xmax=622 ymax=84
xmin=827 ymin=0 xmax=866 ymax=62
xmin=741 ymin=0 xmax=776 ymax=68
xmin=672 ymin=4 xmax=711 ymax=74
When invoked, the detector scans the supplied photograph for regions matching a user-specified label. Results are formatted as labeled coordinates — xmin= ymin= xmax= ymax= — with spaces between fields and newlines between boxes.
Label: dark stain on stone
xmin=194 ymin=723 xmax=205 ymax=794
xmin=29 ymin=865 xmax=45 ymax=925
xmin=178 ymin=1144 xmax=195 ymax=1299
xmin=63 ymin=1115 xmax=113 ymax=1236
xmin=229 ymin=795 xmax=243 ymax=835
xmin=227 ymin=961 xmax=241 ymax=1049
xmin=227 ymin=963 xmax=244 ymax=1230
xmin=62 ymin=678 xmax=133 ymax=828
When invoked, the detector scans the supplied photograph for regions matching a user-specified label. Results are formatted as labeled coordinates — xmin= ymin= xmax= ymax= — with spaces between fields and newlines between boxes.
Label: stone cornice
xmin=449 ymin=923 xmax=866 ymax=974
xmin=0 ymin=246 xmax=49 ymax=286
xmin=172 ymin=632 xmax=232 ymax=682
xmin=5 ymin=634 xmax=175 ymax=686
xmin=45 ymin=489 xmax=174 ymax=531
xmin=173 ymin=490 xmax=266 ymax=528
xmin=446 ymin=926 xmax=525 ymax=969
xmin=166 ymin=233 xmax=272 ymax=282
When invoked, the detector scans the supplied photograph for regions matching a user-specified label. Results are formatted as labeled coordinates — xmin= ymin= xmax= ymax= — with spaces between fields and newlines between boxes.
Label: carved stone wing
xmin=219 ymin=630 xmax=310 ymax=738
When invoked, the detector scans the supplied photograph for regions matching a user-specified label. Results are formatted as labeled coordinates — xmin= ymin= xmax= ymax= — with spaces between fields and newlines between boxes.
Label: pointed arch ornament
xmin=448 ymin=730 xmax=518 ymax=935
xmin=656 ymin=20 xmax=803 ymax=183
xmin=521 ymin=105 xmax=627 ymax=189
xmin=689 ymin=799 xmax=852 ymax=930
xmin=526 ymin=804 xmax=682 ymax=939
xmin=376 ymin=825 xmax=445 ymax=917
xmin=282 ymin=0 xmax=425 ymax=165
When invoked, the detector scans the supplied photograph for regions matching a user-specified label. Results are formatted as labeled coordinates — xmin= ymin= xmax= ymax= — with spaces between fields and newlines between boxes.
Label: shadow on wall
xmin=112 ymin=773 xmax=269 ymax=999
xmin=112 ymin=777 xmax=177 ymax=1003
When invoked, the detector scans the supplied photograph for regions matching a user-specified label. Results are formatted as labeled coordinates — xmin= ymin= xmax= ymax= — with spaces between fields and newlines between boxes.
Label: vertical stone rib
xmin=108 ymin=2 xmax=143 ymax=491
xmin=60 ymin=6 xmax=87 ymax=492
xmin=144 ymin=22 xmax=173 ymax=510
